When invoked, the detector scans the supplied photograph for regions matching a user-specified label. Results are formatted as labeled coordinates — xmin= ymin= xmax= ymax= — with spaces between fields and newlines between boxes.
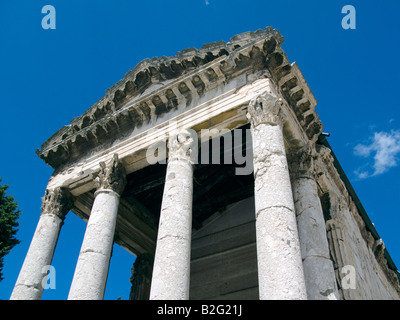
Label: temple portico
xmin=11 ymin=28 xmax=400 ymax=300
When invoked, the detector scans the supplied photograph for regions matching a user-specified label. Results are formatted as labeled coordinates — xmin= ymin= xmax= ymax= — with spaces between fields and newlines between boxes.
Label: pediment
xmin=37 ymin=27 xmax=321 ymax=171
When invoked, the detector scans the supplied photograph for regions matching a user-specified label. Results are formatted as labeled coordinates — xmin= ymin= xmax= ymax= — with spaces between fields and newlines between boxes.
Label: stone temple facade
xmin=10 ymin=27 xmax=400 ymax=300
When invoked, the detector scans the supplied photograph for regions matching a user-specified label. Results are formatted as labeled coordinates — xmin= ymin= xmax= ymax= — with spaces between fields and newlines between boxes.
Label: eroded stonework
xmin=247 ymin=91 xmax=285 ymax=127
xmin=41 ymin=187 xmax=73 ymax=221
xmin=95 ymin=153 xmax=127 ymax=195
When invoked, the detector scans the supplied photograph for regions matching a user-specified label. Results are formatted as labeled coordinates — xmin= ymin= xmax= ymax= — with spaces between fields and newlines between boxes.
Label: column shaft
xmin=68 ymin=191 xmax=119 ymax=299
xmin=150 ymin=130 xmax=194 ymax=300
xmin=292 ymin=174 xmax=339 ymax=299
xmin=10 ymin=188 xmax=72 ymax=300
xmin=248 ymin=92 xmax=307 ymax=300
xmin=68 ymin=154 xmax=126 ymax=300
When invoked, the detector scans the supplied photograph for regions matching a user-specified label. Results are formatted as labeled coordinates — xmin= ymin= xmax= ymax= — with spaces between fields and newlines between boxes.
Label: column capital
xmin=167 ymin=129 xmax=196 ymax=164
xmin=95 ymin=153 xmax=127 ymax=196
xmin=41 ymin=187 xmax=73 ymax=221
xmin=288 ymin=145 xmax=318 ymax=181
xmin=247 ymin=92 xmax=286 ymax=127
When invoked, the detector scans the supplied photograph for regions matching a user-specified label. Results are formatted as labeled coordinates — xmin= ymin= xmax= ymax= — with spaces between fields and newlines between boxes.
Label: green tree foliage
xmin=0 ymin=178 xmax=21 ymax=281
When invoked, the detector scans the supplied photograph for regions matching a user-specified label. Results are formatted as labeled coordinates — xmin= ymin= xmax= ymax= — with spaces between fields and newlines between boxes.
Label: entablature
xmin=37 ymin=27 xmax=321 ymax=172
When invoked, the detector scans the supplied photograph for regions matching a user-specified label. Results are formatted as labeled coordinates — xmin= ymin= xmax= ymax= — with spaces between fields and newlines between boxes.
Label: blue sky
xmin=0 ymin=0 xmax=399 ymax=300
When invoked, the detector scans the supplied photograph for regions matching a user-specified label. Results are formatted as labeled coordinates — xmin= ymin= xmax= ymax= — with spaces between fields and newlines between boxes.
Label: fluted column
xmin=247 ymin=92 xmax=307 ymax=300
xmin=150 ymin=129 xmax=195 ymax=300
xmin=290 ymin=147 xmax=339 ymax=300
xmin=68 ymin=154 xmax=126 ymax=300
xmin=11 ymin=187 xmax=73 ymax=300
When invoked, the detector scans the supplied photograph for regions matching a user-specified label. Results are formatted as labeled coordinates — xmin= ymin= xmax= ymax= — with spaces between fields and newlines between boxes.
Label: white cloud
xmin=205 ymin=0 xmax=210 ymax=5
xmin=354 ymin=169 xmax=370 ymax=179
xmin=354 ymin=130 xmax=400 ymax=178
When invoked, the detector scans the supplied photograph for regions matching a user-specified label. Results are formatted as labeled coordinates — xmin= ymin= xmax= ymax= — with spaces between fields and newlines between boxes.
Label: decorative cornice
xmin=94 ymin=153 xmax=127 ymax=196
xmin=278 ymin=62 xmax=322 ymax=141
xmin=36 ymin=27 xmax=321 ymax=170
xmin=41 ymin=187 xmax=74 ymax=221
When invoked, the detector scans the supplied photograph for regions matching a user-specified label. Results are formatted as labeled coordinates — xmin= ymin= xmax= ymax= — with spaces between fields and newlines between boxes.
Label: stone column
xmin=68 ymin=154 xmax=126 ymax=300
xmin=247 ymin=92 xmax=307 ymax=300
xmin=149 ymin=129 xmax=195 ymax=300
xmin=10 ymin=187 xmax=73 ymax=300
xmin=129 ymin=253 xmax=154 ymax=300
xmin=290 ymin=147 xmax=339 ymax=300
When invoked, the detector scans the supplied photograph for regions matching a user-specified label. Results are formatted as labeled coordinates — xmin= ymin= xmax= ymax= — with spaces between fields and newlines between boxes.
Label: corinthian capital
xmin=168 ymin=129 xmax=197 ymax=164
xmin=41 ymin=187 xmax=74 ymax=221
xmin=247 ymin=92 xmax=285 ymax=127
xmin=288 ymin=145 xmax=317 ymax=180
xmin=95 ymin=153 xmax=127 ymax=196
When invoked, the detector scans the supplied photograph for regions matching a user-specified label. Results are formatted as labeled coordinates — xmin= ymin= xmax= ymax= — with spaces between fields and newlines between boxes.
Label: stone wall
xmin=315 ymin=143 xmax=400 ymax=299
xmin=322 ymin=192 xmax=400 ymax=300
